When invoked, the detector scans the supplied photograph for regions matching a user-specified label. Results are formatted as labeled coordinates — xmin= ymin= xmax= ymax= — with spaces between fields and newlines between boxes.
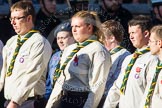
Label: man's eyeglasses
xmin=9 ymin=16 xmax=26 ymax=22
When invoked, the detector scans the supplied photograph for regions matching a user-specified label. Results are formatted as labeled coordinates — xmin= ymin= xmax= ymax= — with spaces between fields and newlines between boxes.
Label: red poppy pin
xmin=73 ymin=54 xmax=78 ymax=66
xmin=136 ymin=67 xmax=141 ymax=73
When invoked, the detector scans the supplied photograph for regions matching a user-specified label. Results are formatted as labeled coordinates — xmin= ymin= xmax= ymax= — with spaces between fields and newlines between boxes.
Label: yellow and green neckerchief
xmin=53 ymin=39 xmax=97 ymax=87
xmin=6 ymin=30 xmax=38 ymax=77
xmin=120 ymin=47 xmax=150 ymax=94
xmin=144 ymin=59 xmax=162 ymax=108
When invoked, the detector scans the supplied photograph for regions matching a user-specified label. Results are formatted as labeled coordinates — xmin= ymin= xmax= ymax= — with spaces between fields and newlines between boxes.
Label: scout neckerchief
xmin=6 ymin=30 xmax=38 ymax=77
xmin=144 ymin=59 xmax=162 ymax=108
xmin=120 ymin=47 xmax=150 ymax=94
xmin=110 ymin=46 xmax=124 ymax=55
xmin=52 ymin=51 xmax=63 ymax=83
xmin=53 ymin=39 xmax=97 ymax=87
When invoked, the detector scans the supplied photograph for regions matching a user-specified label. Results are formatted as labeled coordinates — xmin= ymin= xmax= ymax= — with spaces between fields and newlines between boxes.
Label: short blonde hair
xmin=151 ymin=25 xmax=162 ymax=39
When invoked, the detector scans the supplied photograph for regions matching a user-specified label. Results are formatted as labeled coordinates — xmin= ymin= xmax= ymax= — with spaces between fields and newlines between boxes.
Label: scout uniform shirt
xmin=139 ymin=56 xmax=162 ymax=108
xmin=103 ymin=47 xmax=154 ymax=108
xmin=46 ymin=35 xmax=112 ymax=108
xmin=104 ymin=47 xmax=131 ymax=96
xmin=0 ymin=33 xmax=52 ymax=105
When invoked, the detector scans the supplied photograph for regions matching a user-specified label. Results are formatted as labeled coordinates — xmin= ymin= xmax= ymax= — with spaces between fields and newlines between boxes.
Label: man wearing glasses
xmin=139 ymin=25 xmax=162 ymax=108
xmin=0 ymin=1 xmax=52 ymax=108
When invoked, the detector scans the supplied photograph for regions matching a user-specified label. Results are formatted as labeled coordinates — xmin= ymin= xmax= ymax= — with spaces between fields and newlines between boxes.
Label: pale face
xmin=103 ymin=0 xmax=120 ymax=12
xmin=71 ymin=17 xmax=93 ymax=42
xmin=128 ymin=25 xmax=149 ymax=49
xmin=153 ymin=5 xmax=162 ymax=21
xmin=149 ymin=32 xmax=160 ymax=55
xmin=104 ymin=35 xmax=114 ymax=51
xmin=57 ymin=31 xmax=75 ymax=51
xmin=42 ymin=0 xmax=56 ymax=13
xmin=10 ymin=9 xmax=30 ymax=35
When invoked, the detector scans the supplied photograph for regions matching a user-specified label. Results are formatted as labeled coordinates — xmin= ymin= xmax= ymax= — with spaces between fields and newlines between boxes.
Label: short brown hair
xmin=128 ymin=15 xmax=152 ymax=32
xmin=10 ymin=1 xmax=36 ymax=23
xmin=101 ymin=20 xmax=124 ymax=42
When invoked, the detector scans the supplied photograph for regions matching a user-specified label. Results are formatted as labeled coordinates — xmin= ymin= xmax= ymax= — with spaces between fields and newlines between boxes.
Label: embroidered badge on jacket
xmin=134 ymin=67 xmax=141 ymax=79
xmin=19 ymin=57 xmax=24 ymax=63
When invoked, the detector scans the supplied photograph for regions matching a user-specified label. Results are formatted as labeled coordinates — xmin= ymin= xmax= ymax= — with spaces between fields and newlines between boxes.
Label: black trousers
xmin=4 ymin=97 xmax=46 ymax=108
xmin=52 ymin=90 xmax=89 ymax=108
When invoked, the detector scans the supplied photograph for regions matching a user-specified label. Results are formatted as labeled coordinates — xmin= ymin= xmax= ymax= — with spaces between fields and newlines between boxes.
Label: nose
xmin=72 ymin=27 xmax=76 ymax=33
xmin=129 ymin=33 xmax=133 ymax=39
xmin=10 ymin=19 xmax=16 ymax=25
xmin=52 ymin=0 xmax=56 ymax=5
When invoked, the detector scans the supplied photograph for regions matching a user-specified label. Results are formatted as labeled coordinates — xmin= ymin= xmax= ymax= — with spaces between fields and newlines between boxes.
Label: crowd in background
xmin=0 ymin=0 xmax=162 ymax=108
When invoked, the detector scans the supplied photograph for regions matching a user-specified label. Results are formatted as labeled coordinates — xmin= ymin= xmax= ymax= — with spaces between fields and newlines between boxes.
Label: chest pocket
xmin=69 ymin=54 xmax=90 ymax=75
xmin=131 ymin=61 xmax=146 ymax=86
xmin=6 ymin=46 xmax=15 ymax=63
xmin=17 ymin=50 xmax=30 ymax=64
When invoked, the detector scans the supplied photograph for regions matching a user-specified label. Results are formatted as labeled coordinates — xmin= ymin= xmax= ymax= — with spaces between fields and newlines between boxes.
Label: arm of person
xmin=7 ymin=101 xmax=19 ymax=108
xmin=44 ymin=71 xmax=53 ymax=100
xmin=0 ymin=45 xmax=7 ymax=91
xmin=45 ymin=75 xmax=63 ymax=108
xmin=106 ymin=51 xmax=131 ymax=93
xmin=45 ymin=52 xmax=61 ymax=100
xmin=83 ymin=50 xmax=111 ymax=108
xmin=11 ymin=39 xmax=52 ymax=105
xmin=103 ymin=55 xmax=130 ymax=108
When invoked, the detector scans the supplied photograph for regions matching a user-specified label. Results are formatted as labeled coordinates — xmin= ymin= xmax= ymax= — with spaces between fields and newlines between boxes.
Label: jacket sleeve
xmin=83 ymin=50 xmax=111 ymax=108
xmin=103 ymin=56 xmax=129 ymax=108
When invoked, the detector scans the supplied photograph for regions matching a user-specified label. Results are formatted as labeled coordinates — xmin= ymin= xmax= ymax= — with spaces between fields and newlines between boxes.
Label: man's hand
xmin=7 ymin=101 xmax=19 ymax=108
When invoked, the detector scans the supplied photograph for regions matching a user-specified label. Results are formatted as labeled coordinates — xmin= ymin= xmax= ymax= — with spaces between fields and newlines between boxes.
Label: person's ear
xmin=144 ymin=30 xmax=150 ymax=38
xmin=27 ymin=15 xmax=32 ymax=22
xmin=88 ymin=24 xmax=93 ymax=32
xmin=158 ymin=40 xmax=162 ymax=48
xmin=110 ymin=35 xmax=115 ymax=42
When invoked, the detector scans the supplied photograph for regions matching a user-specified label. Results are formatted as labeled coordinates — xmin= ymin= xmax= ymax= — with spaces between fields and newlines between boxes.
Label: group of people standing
xmin=0 ymin=0 xmax=162 ymax=108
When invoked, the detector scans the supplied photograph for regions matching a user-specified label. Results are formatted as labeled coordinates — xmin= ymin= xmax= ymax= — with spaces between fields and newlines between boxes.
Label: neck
xmin=108 ymin=42 xmax=119 ymax=51
xmin=19 ymin=26 xmax=34 ymax=36
xmin=137 ymin=45 xmax=148 ymax=50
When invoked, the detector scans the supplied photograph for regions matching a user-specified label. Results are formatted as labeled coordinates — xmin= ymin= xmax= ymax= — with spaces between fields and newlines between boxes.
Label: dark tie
xmin=120 ymin=47 xmax=150 ymax=94
xmin=6 ymin=30 xmax=38 ymax=77
xmin=144 ymin=59 xmax=162 ymax=108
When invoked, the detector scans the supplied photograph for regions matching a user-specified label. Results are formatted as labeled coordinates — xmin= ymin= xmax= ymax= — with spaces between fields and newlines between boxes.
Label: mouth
xmin=59 ymin=44 xmax=64 ymax=47
xmin=13 ymin=26 xmax=17 ymax=29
